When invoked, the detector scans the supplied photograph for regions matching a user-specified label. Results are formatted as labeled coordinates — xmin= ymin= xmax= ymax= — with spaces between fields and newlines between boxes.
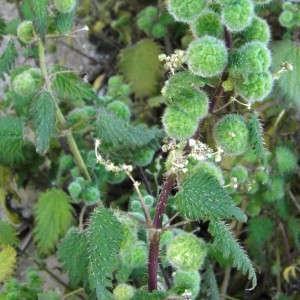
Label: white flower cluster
xmin=158 ymin=49 xmax=186 ymax=74
xmin=94 ymin=139 xmax=133 ymax=173
xmin=188 ymin=139 xmax=224 ymax=163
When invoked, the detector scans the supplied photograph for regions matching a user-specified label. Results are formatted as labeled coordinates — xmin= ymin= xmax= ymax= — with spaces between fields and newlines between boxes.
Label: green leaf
xmin=202 ymin=259 xmax=219 ymax=300
xmin=0 ymin=220 xmax=19 ymax=246
xmin=119 ymin=39 xmax=163 ymax=98
xmin=208 ymin=220 xmax=257 ymax=289
xmin=57 ymin=227 xmax=89 ymax=286
xmin=0 ymin=116 xmax=24 ymax=165
xmin=87 ymin=207 xmax=123 ymax=299
xmin=175 ymin=172 xmax=247 ymax=222
xmin=248 ymin=112 xmax=266 ymax=165
xmin=0 ymin=245 xmax=17 ymax=282
xmin=0 ymin=17 xmax=6 ymax=39
xmin=31 ymin=0 xmax=48 ymax=41
xmin=30 ymin=91 xmax=56 ymax=154
xmin=54 ymin=10 xmax=75 ymax=34
xmin=0 ymin=39 xmax=18 ymax=80
xmin=34 ymin=188 xmax=73 ymax=254
xmin=247 ymin=216 xmax=275 ymax=261
xmin=288 ymin=217 xmax=300 ymax=249
xmin=51 ymin=66 xmax=97 ymax=103
xmin=96 ymin=108 xmax=163 ymax=154
xmin=271 ymin=40 xmax=300 ymax=111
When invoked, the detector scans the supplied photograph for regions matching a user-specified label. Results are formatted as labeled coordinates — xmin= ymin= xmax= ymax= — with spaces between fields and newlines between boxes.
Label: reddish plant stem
xmin=147 ymin=27 xmax=232 ymax=293
xmin=148 ymin=175 xmax=175 ymax=291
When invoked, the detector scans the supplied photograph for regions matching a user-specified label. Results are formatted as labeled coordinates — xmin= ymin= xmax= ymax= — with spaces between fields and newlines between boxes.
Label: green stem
xmin=37 ymin=39 xmax=91 ymax=181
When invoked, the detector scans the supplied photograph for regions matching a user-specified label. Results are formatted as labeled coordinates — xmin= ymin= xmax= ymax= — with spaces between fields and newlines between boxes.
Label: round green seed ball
xmin=68 ymin=181 xmax=82 ymax=200
xmin=241 ymin=16 xmax=271 ymax=43
xmin=279 ymin=10 xmax=295 ymax=28
xmin=230 ymin=164 xmax=249 ymax=183
xmin=166 ymin=233 xmax=207 ymax=271
xmin=275 ymin=146 xmax=298 ymax=175
xmin=106 ymin=171 xmax=127 ymax=184
xmin=222 ymin=0 xmax=254 ymax=32
xmin=168 ymin=0 xmax=206 ymax=23
xmin=235 ymin=71 xmax=273 ymax=103
xmin=162 ymin=106 xmax=198 ymax=140
xmin=54 ymin=0 xmax=77 ymax=14
xmin=107 ymin=100 xmax=131 ymax=122
xmin=237 ymin=41 xmax=271 ymax=73
xmin=213 ymin=114 xmax=250 ymax=155
xmin=263 ymin=176 xmax=285 ymax=203
xmin=132 ymin=147 xmax=155 ymax=166
xmin=173 ymin=270 xmax=201 ymax=298
xmin=12 ymin=71 xmax=36 ymax=96
xmin=83 ymin=186 xmax=100 ymax=205
xmin=151 ymin=23 xmax=167 ymax=38
xmin=122 ymin=241 xmax=148 ymax=267
xmin=187 ymin=36 xmax=228 ymax=78
xmin=113 ymin=283 xmax=136 ymax=300
xmin=17 ymin=21 xmax=35 ymax=43
xmin=191 ymin=10 xmax=223 ymax=38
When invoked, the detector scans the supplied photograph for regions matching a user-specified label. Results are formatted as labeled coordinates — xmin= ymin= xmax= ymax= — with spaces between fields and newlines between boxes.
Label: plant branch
xmin=37 ymin=38 xmax=91 ymax=181
xmin=147 ymin=28 xmax=233 ymax=292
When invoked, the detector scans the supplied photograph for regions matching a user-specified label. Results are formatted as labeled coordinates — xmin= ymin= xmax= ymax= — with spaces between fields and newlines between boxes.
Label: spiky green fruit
xmin=275 ymin=146 xmax=298 ymax=175
xmin=162 ymin=106 xmax=198 ymax=140
xmin=68 ymin=181 xmax=82 ymax=200
xmin=173 ymin=270 xmax=201 ymax=298
xmin=166 ymin=233 xmax=207 ymax=271
xmin=187 ymin=160 xmax=224 ymax=185
xmin=191 ymin=10 xmax=223 ymax=38
xmin=122 ymin=241 xmax=148 ymax=268
xmin=241 ymin=16 xmax=270 ymax=43
xmin=253 ymin=0 xmax=272 ymax=4
xmin=187 ymin=36 xmax=227 ymax=78
xmin=107 ymin=100 xmax=131 ymax=122
xmin=113 ymin=283 xmax=136 ymax=300
xmin=151 ymin=23 xmax=167 ymax=38
xmin=83 ymin=186 xmax=100 ymax=205
xmin=54 ymin=0 xmax=77 ymax=14
xmin=106 ymin=171 xmax=127 ymax=184
xmin=246 ymin=201 xmax=261 ymax=216
xmin=132 ymin=147 xmax=155 ymax=166
xmin=66 ymin=106 xmax=96 ymax=130
xmin=279 ymin=10 xmax=295 ymax=28
xmin=12 ymin=71 xmax=36 ymax=96
xmin=263 ymin=176 xmax=285 ymax=203
xmin=235 ymin=71 xmax=273 ymax=103
xmin=213 ymin=114 xmax=250 ymax=155
xmin=17 ymin=21 xmax=35 ymax=43
xmin=230 ymin=165 xmax=249 ymax=183
xmin=222 ymin=0 xmax=254 ymax=32
xmin=236 ymin=42 xmax=271 ymax=73
xmin=168 ymin=0 xmax=206 ymax=23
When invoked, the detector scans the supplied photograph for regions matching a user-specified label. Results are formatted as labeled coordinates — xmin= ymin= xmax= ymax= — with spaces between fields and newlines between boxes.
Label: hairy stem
xmin=37 ymin=39 xmax=91 ymax=181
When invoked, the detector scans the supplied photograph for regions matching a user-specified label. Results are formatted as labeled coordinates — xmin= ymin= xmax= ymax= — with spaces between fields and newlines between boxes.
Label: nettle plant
xmin=0 ymin=0 xmax=299 ymax=299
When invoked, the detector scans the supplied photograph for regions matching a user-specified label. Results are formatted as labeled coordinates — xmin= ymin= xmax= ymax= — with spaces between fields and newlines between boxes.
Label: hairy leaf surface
xmin=0 ymin=116 xmax=24 ymax=165
xmin=54 ymin=10 xmax=75 ymax=34
xmin=0 ymin=39 xmax=17 ymax=80
xmin=57 ymin=227 xmax=88 ymax=286
xmin=51 ymin=66 xmax=96 ymax=103
xmin=31 ymin=0 xmax=48 ymax=41
xmin=0 ymin=245 xmax=17 ymax=281
xmin=30 ymin=91 xmax=56 ymax=154
xmin=202 ymin=259 xmax=219 ymax=300
xmin=96 ymin=108 xmax=163 ymax=153
xmin=271 ymin=40 xmax=300 ymax=111
xmin=34 ymin=189 xmax=73 ymax=254
xmin=208 ymin=220 xmax=257 ymax=289
xmin=87 ymin=207 xmax=123 ymax=299
xmin=248 ymin=112 xmax=266 ymax=164
xmin=0 ymin=220 xmax=19 ymax=246
xmin=175 ymin=172 xmax=247 ymax=222
xmin=119 ymin=39 xmax=163 ymax=98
